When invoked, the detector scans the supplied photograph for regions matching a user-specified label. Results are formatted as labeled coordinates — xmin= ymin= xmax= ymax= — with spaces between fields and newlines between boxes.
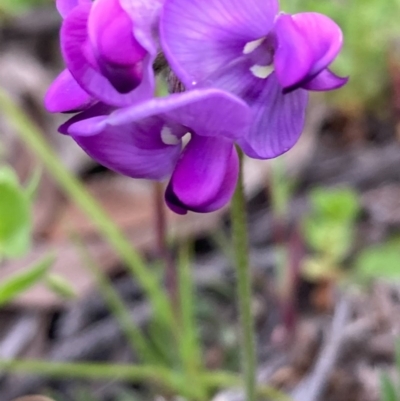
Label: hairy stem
xmin=231 ymin=149 xmax=256 ymax=401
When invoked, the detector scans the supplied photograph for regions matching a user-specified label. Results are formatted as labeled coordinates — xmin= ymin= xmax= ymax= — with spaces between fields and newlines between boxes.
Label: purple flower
xmin=160 ymin=0 xmax=348 ymax=159
xmin=60 ymin=89 xmax=251 ymax=214
xmin=45 ymin=0 xmax=162 ymax=112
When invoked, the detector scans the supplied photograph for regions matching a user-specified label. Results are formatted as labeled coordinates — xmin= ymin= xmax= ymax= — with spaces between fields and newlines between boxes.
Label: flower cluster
xmin=46 ymin=0 xmax=347 ymax=214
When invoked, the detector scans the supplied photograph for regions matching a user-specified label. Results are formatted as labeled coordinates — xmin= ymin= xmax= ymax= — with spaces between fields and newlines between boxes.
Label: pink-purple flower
xmin=46 ymin=0 xmax=160 ymax=111
xmin=160 ymin=0 xmax=347 ymax=159
xmin=60 ymin=89 xmax=251 ymax=214
xmin=44 ymin=0 xmax=347 ymax=214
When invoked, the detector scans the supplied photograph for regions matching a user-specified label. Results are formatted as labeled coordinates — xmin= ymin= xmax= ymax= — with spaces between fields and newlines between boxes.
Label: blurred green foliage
xmin=0 ymin=165 xmax=32 ymax=260
xmin=302 ymin=187 xmax=360 ymax=281
xmin=355 ymin=237 xmax=400 ymax=283
xmin=303 ymin=186 xmax=400 ymax=286
xmin=0 ymin=0 xmax=48 ymax=16
xmin=380 ymin=340 xmax=400 ymax=401
xmin=0 ymin=254 xmax=54 ymax=305
xmin=281 ymin=0 xmax=400 ymax=110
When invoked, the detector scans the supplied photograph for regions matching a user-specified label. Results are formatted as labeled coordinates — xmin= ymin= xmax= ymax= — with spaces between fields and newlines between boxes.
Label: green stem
xmin=0 ymin=87 xmax=174 ymax=329
xmin=0 ymin=360 xmax=291 ymax=401
xmin=231 ymin=149 xmax=256 ymax=401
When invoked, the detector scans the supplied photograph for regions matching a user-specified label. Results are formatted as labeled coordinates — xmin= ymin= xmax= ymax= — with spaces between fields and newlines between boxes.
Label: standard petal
xmin=109 ymin=89 xmax=251 ymax=141
xmin=44 ymin=69 xmax=93 ymax=113
xmin=61 ymin=4 xmax=154 ymax=107
xmin=56 ymin=0 xmax=91 ymax=18
xmin=66 ymin=118 xmax=181 ymax=180
xmin=274 ymin=12 xmax=343 ymax=89
xmin=166 ymin=136 xmax=238 ymax=214
xmin=160 ymin=0 xmax=278 ymax=88
xmin=238 ymin=73 xmax=308 ymax=159
xmin=302 ymin=69 xmax=348 ymax=91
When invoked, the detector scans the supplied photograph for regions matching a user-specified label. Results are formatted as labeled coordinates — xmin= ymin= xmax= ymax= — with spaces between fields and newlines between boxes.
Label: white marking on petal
xmin=243 ymin=38 xmax=265 ymax=55
xmin=182 ymin=132 xmax=191 ymax=147
xmin=161 ymin=126 xmax=180 ymax=145
xmin=250 ymin=65 xmax=274 ymax=79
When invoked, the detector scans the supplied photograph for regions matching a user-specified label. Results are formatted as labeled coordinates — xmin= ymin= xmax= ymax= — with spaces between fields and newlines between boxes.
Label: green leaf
xmin=45 ymin=273 xmax=77 ymax=300
xmin=309 ymin=187 xmax=360 ymax=222
xmin=0 ymin=254 xmax=54 ymax=306
xmin=0 ymin=166 xmax=19 ymax=186
xmin=355 ymin=239 xmax=400 ymax=282
xmin=303 ymin=219 xmax=353 ymax=261
xmin=380 ymin=372 xmax=398 ymax=401
xmin=0 ymin=166 xmax=31 ymax=259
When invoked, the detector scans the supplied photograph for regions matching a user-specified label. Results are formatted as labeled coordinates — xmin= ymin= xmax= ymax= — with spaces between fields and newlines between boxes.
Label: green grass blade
xmin=178 ymin=242 xmax=202 ymax=374
xmin=75 ymin=237 xmax=161 ymax=365
xmin=0 ymin=254 xmax=54 ymax=305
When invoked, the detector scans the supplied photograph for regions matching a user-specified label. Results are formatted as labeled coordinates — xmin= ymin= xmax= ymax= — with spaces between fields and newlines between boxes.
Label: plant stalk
xmin=153 ymin=182 xmax=178 ymax=310
xmin=231 ymin=149 xmax=256 ymax=401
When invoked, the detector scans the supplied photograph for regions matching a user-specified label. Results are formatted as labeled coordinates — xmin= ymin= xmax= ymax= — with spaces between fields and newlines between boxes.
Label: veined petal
xmin=64 ymin=116 xmax=181 ymax=180
xmin=88 ymin=0 xmax=147 ymax=93
xmin=160 ymin=0 xmax=278 ymax=88
xmin=119 ymin=0 xmax=164 ymax=55
xmin=166 ymin=136 xmax=238 ymax=214
xmin=302 ymin=68 xmax=348 ymax=91
xmin=56 ymin=0 xmax=91 ymax=18
xmin=109 ymin=89 xmax=251 ymax=141
xmin=274 ymin=12 xmax=343 ymax=89
xmin=44 ymin=69 xmax=93 ymax=113
xmin=61 ymin=4 xmax=154 ymax=107
xmin=238 ymin=73 xmax=308 ymax=159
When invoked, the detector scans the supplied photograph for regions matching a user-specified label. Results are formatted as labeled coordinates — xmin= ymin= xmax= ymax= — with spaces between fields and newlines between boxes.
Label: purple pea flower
xmin=45 ymin=0 xmax=162 ymax=112
xmin=160 ymin=0 xmax=348 ymax=159
xmin=59 ymin=89 xmax=251 ymax=214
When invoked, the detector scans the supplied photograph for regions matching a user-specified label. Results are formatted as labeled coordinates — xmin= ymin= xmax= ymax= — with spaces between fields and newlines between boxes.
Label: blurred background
xmin=1 ymin=1 xmax=400 ymax=401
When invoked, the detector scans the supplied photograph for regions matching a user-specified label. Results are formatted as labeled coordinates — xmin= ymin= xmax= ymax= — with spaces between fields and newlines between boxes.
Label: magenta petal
xmin=238 ymin=73 xmax=308 ymax=159
xmin=274 ymin=12 xmax=343 ymax=89
xmin=44 ymin=69 xmax=93 ymax=113
xmin=88 ymin=0 xmax=147 ymax=93
xmin=160 ymin=0 xmax=279 ymax=88
xmin=56 ymin=0 xmax=91 ymax=18
xmin=61 ymin=4 xmax=154 ymax=107
xmin=302 ymin=68 xmax=349 ymax=91
xmin=166 ymin=136 xmax=239 ymax=213
xmin=58 ymin=103 xmax=113 ymax=135
xmin=110 ymin=89 xmax=251 ymax=141
xmin=67 ymin=120 xmax=181 ymax=180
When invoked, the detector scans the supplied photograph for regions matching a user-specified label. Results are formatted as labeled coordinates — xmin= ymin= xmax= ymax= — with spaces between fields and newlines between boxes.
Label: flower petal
xmin=119 ymin=0 xmax=163 ymax=55
xmin=109 ymin=89 xmax=251 ymax=141
xmin=160 ymin=0 xmax=278 ymax=88
xmin=274 ymin=12 xmax=343 ymax=89
xmin=44 ymin=69 xmax=93 ymax=113
xmin=61 ymin=3 xmax=154 ymax=107
xmin=58 ymin=103 xmax=113 ymax=135
xmin=166 ymin=136 xmax=238 ymax=214
xmin=88 ymin=0 xmax=147 ymax=93
xmin=238 ymin=73 xmax=308 ymax=159
xmin=302 ymin=68 xmax=348 ymax=91
xmin=66 ymin=118 xmax=181 ymax=180
xmin=56 ymin=0 xmax=91 ymax=18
